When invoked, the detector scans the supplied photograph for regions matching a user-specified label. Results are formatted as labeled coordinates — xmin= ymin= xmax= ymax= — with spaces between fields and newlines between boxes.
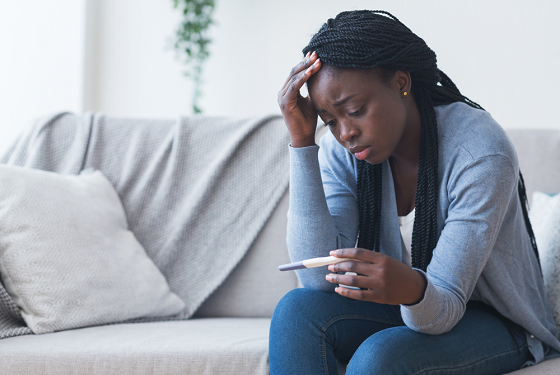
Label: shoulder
xmin=436 ymin=102 xmax=518 ymax=170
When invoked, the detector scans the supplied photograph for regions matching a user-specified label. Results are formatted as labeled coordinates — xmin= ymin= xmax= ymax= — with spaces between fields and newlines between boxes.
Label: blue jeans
xmin=269 ymin=288 xmax=531 ymax=375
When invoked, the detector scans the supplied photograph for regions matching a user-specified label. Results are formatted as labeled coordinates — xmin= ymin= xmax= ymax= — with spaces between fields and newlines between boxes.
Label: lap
xmin=271 ymin=289 xmax=531 ymax=375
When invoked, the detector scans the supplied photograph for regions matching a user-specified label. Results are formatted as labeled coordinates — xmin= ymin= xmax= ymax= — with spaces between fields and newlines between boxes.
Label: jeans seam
xmin=321 ymin=332 xmax=329 ymax=375
xmin=413 ymin=343 xmax=529 ymax=375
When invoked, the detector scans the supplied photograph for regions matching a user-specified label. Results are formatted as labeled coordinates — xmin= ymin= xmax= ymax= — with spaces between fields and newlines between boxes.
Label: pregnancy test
xmin=278 ymin=256 xmax=352 ymax=271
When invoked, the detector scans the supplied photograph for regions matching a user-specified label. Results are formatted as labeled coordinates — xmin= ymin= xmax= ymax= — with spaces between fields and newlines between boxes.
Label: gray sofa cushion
xmin=0 ymin=166 xmax=185 ymax=335
xmin=194 ymin=127 xmax=330 ymax=318
xmin=506 ymin=358 xmax=560 ymax=374
xmin=194 ymin=192 xmax=298 ymax=318
xmin=0 ymin=319 xmax=271 ymax=375
xmin=505 ymin=129 xmax=560 ymax=203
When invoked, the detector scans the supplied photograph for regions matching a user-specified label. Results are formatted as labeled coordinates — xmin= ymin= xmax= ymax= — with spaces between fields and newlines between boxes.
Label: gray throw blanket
xmin=0 ymin=112 xmax=290 ymax=339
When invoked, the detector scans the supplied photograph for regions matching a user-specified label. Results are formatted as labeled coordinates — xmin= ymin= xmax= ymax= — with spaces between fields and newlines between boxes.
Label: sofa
xmin=0 ymin=115 xmax=559 ymax=375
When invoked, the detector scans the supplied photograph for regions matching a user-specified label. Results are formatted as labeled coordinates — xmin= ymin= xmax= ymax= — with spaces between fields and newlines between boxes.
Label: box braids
xmin=302 ymin=10 xmax=539 ymax=272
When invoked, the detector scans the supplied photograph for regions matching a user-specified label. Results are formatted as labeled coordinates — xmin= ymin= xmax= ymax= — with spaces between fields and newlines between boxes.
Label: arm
xmin=278 ymin=52 xmax=360 ymax=291
xmin=326 ymin=155 xmax=518 ymax=334
xmin=401 ymin=155 xmax=517 ymax=334
xmin=287 ymin=136 xmax=359 ymax=291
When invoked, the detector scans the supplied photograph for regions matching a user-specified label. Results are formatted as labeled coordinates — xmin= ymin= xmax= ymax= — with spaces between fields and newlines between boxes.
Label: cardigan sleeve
xmin=401 ymin=154 xmax=518 ymax=334
xmin=286 ymin=136 xmax=359 ymax=291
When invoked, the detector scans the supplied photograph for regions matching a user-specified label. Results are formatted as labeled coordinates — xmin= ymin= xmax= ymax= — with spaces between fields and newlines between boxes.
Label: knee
xmin=271 ymin=288 xmax=332 ymax=334
xmin=347 ymin=326 xmax=421 ymax=374
xmin=272 ymin=288 xmax=323 ymax=322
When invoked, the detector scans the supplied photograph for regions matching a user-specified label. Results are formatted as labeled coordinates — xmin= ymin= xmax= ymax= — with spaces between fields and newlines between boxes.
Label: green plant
xmin=171 ymin=0 xmax=215 ymax=114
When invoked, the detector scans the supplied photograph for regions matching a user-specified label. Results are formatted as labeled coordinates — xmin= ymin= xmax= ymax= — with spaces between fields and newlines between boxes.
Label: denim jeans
xmin=269 ymin=288 xmax=531 ymax=375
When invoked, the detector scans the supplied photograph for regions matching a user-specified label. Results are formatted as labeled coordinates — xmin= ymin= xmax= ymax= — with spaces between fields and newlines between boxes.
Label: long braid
xmin=356 ymin=162 xmax=382 ymax=252
xmin=410 ymin=83 xmax=439 ymax=270
xmin=303 ymin=10 xmax=540 ymax=273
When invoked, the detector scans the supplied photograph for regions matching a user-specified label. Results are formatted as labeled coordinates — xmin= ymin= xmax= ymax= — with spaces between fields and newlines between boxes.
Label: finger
xmin=325 ymin=273 xmax=368 ymax=287
xmin=334 ymin=286 xmax=376 ymax=301
xmin=327 ymin=260 xmax=371 ymax=275
xmin=329 ymin=248 xmax=382 ymax=263
xmin=282 ymin=51 xmax=317 ymax=90
xmin=279 ymin=58 xmax=321 ymax=101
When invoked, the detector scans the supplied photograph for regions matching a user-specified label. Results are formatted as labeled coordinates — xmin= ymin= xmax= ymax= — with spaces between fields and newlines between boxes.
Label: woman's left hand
xmin=326 ymin=248 xmax=427 ymax=305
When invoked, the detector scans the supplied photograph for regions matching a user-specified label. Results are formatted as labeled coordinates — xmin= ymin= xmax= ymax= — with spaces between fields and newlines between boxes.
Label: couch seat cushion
xmin=505 ymin=357 xmax=560 ymax=374
xmin=0 ymin=318 xmax=270 ymax=375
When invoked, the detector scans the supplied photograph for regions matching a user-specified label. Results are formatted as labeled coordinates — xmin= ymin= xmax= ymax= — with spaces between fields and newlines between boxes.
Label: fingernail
xmin=330 ymin=250 xmax=336 ymax=256
xmin=311 ymin=51 xmax=317 ymax=58
xmin=305 ymin=51 xmax=310 ymax=58
xmin=328 ymin=265 xmax=334 ymax=271
xmin=314 ymin=59 xmax=320 ymax=66
xmin=325 ymin=274 xmax=332 ymax=281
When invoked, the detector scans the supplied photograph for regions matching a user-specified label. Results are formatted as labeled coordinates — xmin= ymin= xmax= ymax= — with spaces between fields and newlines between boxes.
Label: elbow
xmin=411 ymin=321 xmax=456 ymax=335
xmin=401 ymin=309 xmax=463 ymax=336
xmin=400 ymin=276 xmax=467 ymax=336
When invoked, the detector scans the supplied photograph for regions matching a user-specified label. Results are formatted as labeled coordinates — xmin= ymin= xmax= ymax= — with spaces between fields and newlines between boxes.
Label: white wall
xmin=84 ymin=0 xmax=190 ymax=118
xmin=2 ymin=0 xmax=559 ymax=155
xmin=200 ymin=0 xmax=560 ymax=130
xmin=0 ymin=0 xmax=86 ymax=153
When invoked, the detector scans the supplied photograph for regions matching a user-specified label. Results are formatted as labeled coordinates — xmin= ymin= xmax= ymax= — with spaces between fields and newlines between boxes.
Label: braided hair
xmin=303 ymin=10 xmax=540 ymax=272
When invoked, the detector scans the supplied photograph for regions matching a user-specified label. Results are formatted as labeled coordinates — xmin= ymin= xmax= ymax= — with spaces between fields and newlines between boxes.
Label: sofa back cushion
xmin=194 ymin=191 xmax=298 ymax=318
xmin=505 ymin=129 xmax=560 ymax=203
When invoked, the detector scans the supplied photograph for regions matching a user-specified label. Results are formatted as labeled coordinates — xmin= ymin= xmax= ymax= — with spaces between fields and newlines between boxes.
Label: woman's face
xmin=307 ymin=66 xmax=414 ymax=165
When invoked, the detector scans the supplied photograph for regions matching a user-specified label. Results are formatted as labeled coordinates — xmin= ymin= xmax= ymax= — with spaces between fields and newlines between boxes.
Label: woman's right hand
xmin=277 ymin=51 xmax=322 ymax=148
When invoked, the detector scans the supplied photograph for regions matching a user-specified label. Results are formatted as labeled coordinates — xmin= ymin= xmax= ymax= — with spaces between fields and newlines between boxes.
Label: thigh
xmin=269 ymin=288 xmax=404 ymax=375
xmin=346 ymin=307 xmax=531 ymax=375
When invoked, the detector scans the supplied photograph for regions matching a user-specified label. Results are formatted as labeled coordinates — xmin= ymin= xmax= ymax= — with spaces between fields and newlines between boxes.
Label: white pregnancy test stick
xmin=278 ymin=255 xmax=352 ymax=271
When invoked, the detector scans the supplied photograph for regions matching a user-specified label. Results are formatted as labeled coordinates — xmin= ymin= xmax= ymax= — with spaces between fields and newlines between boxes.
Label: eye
xmin=325 ymin=119 xmax=336 ymax=127
xmin=321 ymin=117 xmax=336 ymax=127
xmin=349 ymin=106 xmax=363 ymax=116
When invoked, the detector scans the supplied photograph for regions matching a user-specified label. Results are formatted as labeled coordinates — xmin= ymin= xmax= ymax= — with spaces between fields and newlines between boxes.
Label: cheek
xmin=364 ymin=104 xmax=407 ymax=160
xmin=369 ymin=102 xmax=406 ymax=141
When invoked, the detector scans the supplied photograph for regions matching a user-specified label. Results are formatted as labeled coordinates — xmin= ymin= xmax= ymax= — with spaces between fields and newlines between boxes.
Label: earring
xmin=403 ymin=91 xmax=408 ymax=96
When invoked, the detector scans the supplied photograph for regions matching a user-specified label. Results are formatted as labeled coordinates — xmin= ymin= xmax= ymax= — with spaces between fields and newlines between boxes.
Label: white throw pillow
xmin=0 ymin=165 xmax=185 ymax=334
xmin=530 ymin=191 xmax=560 ymax=330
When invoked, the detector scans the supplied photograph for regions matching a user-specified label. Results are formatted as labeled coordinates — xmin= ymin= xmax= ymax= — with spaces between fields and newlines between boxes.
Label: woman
xmin=270 ymin=10 xmax=560 ymax=374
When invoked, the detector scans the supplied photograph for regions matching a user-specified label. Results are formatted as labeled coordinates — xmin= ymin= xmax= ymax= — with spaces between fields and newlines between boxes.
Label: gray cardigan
xmin=287 ymin=102 xmax=560 ymax=364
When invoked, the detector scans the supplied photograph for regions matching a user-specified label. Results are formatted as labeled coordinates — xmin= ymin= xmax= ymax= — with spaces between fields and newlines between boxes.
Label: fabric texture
xmin=286 ymin=102 xmax=560 ymax=364
xmin=506 ymin=358 xmax=560 ymax=374
xmin=505 ymin=130 xmax=560 ymax=205
xmin=0 ymin=165 xmax=185 ymax=334
xmin=398 ymin=208 xmax=415 ymax=266
xmin=531 ymin=191 xmax=560 ymax=331
xmin=0 ymin=112 xmax=290 ymax=339
xmin=194 ymin=191 xmax=299 ymax=318
xmin=0 ymin=318 xmax=271 ymax=375
xmin=270 ymin=288 xmax=530 ymax=375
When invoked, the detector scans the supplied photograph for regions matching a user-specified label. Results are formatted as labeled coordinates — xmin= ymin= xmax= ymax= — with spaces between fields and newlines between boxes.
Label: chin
xmin=364 ymin=153 xmax=388 ymax=166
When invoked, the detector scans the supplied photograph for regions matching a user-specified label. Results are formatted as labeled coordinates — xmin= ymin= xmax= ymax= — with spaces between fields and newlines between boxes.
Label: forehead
xmin=307 ymin=66 xmax=388 ymax=106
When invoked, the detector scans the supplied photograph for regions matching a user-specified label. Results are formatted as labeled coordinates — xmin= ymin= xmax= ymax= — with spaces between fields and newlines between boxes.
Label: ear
xmin=394 ymin=70 xmax=412 ymax=97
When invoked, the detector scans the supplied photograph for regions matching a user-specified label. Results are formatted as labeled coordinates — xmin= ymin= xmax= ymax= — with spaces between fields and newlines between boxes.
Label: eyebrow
xmin=316 ymin=94 xmax=359 ymax=114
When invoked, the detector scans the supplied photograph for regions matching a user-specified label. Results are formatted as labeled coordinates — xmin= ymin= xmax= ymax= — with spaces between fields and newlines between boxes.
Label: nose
xmin=339 ymin=120 xmax=359 ymax=142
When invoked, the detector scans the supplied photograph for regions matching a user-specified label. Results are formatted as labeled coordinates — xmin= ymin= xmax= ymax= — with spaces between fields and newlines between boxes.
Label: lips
xmin=350 ymin=146 xmax=371 ymax=160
